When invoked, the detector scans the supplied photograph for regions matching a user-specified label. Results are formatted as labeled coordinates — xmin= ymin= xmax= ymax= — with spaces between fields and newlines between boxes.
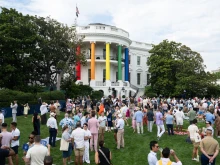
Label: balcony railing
xmin=95 ymin=81 xmax=106 ymax=86
xmin=86 ymin=54 xmax=123 ymax=61
xmin=111 ymin=82 xmax=119 ymax=86
xmin=123 ymin=82 xmax=128 ymax=86
xmin=94 ymin=81 xmax=128 ymax=87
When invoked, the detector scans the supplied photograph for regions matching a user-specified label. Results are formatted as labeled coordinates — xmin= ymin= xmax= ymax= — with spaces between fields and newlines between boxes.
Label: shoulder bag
xmin=60 ymin=138 xmax=69 ymax=151
xmin=99 ymin=148 xmax=112 ymax=165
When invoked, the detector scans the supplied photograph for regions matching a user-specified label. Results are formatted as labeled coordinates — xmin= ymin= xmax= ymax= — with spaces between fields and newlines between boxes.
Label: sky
xmin=1 ymin=0 xmax=220 ymax=71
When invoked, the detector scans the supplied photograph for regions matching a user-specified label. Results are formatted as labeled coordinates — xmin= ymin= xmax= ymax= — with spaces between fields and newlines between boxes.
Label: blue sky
xmin=1 ymin=0 xmax=220 ymax=71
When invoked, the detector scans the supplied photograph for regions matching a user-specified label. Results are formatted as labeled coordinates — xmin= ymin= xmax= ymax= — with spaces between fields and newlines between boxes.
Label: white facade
xmin=76 ymin=23 xmax=151 ymax=98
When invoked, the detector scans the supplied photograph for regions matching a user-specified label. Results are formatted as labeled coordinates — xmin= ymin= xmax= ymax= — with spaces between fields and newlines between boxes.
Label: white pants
xmin=12 ymin=113 xmax=17 ymax=122
xmin=148 ymin=121 xmax=154 ymax=132
xmin=83 ymin=141 xmax=90 ymax=163
xmin=157 ymin=124 xmax=165 ymax=138
xmin=136 ymin=122 xmax=143 ymax=134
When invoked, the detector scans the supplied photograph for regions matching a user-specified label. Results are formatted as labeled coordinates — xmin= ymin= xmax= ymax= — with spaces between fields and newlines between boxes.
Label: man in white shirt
xmin=175 ymin=109 xmax=185 ymax=132
xmin=24 ymin=135 xmax=50 ymax=165
xmin=202 ymin=101 xmax=208 ymax=111
xmin=156 ymin=148 xmax=182 ymax=165
xmin=187 ymin=119 xmax=200 ymax=161
xmin=10 ymin=122 xmax=20 ymax=165
xmin=40 ymin=102 xmax=48 ymax=125
xmin=143 ymin=98 xmax=148 ymax=108
xmin=10 ymin=101 xmax=18 ymax=122
xmin=116 ymin=114 xmax=125 ymax=150
xmin=148 ymin=141 xmax=159 ymax=165
xmin=71 ymin=122 xmax=89 ymax=165
xmin=98 ymin=112 xmax=107 ymax=141
xmin=46 ymin=112 xmax=58 ymax=147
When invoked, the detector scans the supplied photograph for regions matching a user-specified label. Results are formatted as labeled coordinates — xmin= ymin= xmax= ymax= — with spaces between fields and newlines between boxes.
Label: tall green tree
xmin=0 ymin=7 xmax=87 ymax=90
xmin=0 ymin=8 xmax=38 ymax=89
xmin=147 ymin=40 xmax=216 ymax=97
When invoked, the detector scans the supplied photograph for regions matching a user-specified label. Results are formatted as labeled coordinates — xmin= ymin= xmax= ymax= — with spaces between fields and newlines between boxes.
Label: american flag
xmin=76 ymin=6 xmax=79 ymax=17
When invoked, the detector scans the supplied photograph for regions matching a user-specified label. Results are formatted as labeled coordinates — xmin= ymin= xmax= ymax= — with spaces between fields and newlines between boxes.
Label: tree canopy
xmin=0 ymin=7 xmax=86 ymax=91
xmin=147 ymin=40 xmax=218 ymax=98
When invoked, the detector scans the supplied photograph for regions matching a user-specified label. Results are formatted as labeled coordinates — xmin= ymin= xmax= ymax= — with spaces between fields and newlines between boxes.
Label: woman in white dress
xmin=83 ymin=123 xmax=91 ymax=164
xmin=23 ymin=103 xmax=30 ymax=118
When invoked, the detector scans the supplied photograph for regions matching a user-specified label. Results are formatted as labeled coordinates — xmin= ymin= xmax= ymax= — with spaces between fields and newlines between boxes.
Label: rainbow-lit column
xmin=90 ymin=42 xmax=96 ymax=86
xmin=106 ymin=42 xmax=111 ymax=85
xmin=76 ymin=46 xmax=81 ymax=80
xmin=117 ymin=45 xmax=122 ymax=81
xmin=124 ymin=48 xmax=129 ymax=81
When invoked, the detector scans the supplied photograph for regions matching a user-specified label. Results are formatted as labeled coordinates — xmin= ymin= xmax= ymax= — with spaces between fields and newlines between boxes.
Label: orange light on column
xmin=91 ymin=42 xmax=95 ymax=80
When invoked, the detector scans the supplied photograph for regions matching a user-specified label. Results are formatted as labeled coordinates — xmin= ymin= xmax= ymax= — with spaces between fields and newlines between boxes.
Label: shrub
xmin=0 ymin=89 xmax=35 ymax=107
xmin=90 ymin=91 xmax=103 ymax=100
xmin=36 ymin=91 xmax=65 ymax=101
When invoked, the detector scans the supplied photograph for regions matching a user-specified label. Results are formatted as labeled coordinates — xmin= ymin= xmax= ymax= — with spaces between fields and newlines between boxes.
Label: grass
xmin=4 ymin=113 xmax=220 ymax=165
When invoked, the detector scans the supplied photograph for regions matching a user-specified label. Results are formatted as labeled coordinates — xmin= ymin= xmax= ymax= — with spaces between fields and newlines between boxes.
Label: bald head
xmin=206 ymin=129 xmax=212 ymax=136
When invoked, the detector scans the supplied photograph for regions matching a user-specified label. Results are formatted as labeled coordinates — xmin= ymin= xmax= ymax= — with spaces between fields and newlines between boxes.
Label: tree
xmin=0 ymin=8 xmax=39 ymax=89
xmin=30 ymin=16 xmax=87 ymax=88
xmin=0 ymin=7 xmax=87 ymax=90
xmin=147 ymin=40 xmax=216 ymax=97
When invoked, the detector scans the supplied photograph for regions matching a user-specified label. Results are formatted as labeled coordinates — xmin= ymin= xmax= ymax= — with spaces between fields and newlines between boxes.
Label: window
xmin=116 ymin=72 xmax=118 ymax=82
xmin=103 ymin=49 xmax=106 ymax=59
xmin=88 ymin=69 xmax=91 ymax=83
xmin=147 ymin=74 xmax=150 ymax=85
xmin=137 ymin=73 xmax=141 ymax=85
xmin=129 ymin=72 xmax=130 ymax=82
xmin=103 ymin=69 xmax=106 ymax=82
xmin=137 ymin=56 xmax=141 ymax=65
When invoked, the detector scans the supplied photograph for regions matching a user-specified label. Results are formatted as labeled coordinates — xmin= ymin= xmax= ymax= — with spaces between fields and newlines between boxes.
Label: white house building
xmin=75 ymin=23 xmax=151 ymax=98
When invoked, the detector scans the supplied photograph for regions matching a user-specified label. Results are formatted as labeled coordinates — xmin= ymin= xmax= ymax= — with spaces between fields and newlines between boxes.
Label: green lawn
xmin=4 ymin=113 xmax=220 ymax=165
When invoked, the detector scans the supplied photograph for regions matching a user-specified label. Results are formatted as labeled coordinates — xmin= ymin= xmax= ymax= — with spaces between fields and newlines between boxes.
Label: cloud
xmin=1 ymin=0 xmax=220 ymax=71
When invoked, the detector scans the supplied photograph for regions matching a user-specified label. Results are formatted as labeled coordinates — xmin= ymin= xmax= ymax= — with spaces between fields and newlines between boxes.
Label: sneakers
xmin=157 ymin=136 xmax=160 ymax=140
xmin=192 ymin=158 xmax=197 ymax=161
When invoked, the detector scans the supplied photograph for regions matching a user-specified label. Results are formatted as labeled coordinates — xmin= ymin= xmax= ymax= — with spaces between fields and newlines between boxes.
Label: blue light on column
xmin=125 ymin=48 xmax=129 ymax=81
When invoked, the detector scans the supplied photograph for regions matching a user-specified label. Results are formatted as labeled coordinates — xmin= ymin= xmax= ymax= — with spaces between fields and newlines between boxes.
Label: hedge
xmin=0 ymin=89 xmax=65 ymax=107
xmin=36 ymin=91 xmax=65 ymax=100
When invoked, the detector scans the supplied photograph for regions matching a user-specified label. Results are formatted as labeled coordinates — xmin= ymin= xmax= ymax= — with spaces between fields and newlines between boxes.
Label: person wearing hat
xmin=116 ymin=113 xmax=125 ymax=149
xmin=46 ymin=112 xmax=58 ymax=147
xmin=202 ymin=121 xmax=214 ymax=137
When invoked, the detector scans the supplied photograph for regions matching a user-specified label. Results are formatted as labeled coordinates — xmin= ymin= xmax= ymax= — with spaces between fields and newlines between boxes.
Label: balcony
xmin=85 ymin=54 xmax=125 ymax=64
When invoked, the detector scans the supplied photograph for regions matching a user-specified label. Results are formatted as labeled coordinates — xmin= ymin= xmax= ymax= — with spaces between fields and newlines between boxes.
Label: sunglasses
xmin=29 ymin=137 xmax=34 ymax=139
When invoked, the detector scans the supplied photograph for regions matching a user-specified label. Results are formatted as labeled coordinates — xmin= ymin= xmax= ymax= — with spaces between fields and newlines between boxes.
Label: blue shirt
xmin=166 ymin=114 xmax=173 ymax=124
xmin=134 ymin=111 xmax=144 ymax=123
xmin=205 ymin=112 xmax=215 ymax=124
xmin=73 ymin=115 xmax=80 ymax=127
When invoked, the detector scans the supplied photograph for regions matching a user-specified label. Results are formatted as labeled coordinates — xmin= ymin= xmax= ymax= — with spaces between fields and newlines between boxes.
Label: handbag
xmin=99 ymin=149 xmax=112 ymax=165
xmin=194 ymin=133 xmax=201 ymax=143
xmin=60 ymin=138 xmax=69 ymax=151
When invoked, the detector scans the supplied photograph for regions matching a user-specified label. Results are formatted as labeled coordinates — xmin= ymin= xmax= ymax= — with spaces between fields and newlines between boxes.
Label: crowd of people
xmin=0 ymin=96 xmax=220 ymax=165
